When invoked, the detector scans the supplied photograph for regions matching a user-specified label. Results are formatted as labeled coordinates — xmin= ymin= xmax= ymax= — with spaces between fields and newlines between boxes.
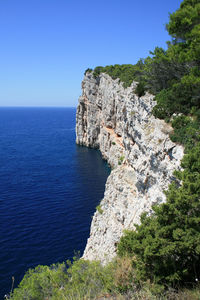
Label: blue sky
xmin=0 ymin=0 xmax=182 ymax=107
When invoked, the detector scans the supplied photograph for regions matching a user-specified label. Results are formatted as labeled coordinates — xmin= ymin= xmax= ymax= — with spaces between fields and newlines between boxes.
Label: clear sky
xmin=0 ymin=0 xmax=182 ymax=107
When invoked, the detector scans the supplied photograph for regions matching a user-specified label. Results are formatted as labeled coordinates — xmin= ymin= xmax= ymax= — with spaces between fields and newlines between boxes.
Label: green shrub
xmin=10 ymin=263 xmax=68 ymax=300
xmin=118 ymin=155 xmax=125 ymax=165
xmin=135 ymin=81 xmax=146 ymax=97
xmin=92 ymin=62 xmax=146 ymax=89
xmin=170 ymin=115 xmax=200 ymax=151
xmin=153 ymin=73 xmax=200 ymax=119
xmin=93 ymin=66 xmax=104 ymax=78
xmin=11 ymin=259 xmax=115 ymax=300
xmin=96 ymin=204 xmax=103 ymax=214
xmin=84 ymin=68 xmax=93 ymax=75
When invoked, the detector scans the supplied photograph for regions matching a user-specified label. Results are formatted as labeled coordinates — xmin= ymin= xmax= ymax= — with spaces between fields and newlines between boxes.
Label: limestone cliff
xmin=76 ymin=71 xmax=184 ymax=264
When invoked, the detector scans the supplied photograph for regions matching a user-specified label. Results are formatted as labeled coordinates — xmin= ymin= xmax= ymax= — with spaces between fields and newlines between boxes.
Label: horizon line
xmin=0 ymin=105 xmax=76 ymax=108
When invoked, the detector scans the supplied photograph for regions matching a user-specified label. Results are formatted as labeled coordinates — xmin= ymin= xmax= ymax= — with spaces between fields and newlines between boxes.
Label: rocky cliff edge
xmin=76 ymin=72 xmax=184 ymax=264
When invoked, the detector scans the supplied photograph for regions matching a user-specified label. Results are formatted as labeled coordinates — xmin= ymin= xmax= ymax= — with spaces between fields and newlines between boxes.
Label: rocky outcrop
xmin=76 ymin=72 xmax=184 ymax=264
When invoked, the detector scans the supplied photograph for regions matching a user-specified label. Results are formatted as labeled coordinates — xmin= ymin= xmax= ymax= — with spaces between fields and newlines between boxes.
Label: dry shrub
xmin=164 ymin=286 xmax=200 ymax=300
xmin=112 ymin=257 xmax=137 ymax=292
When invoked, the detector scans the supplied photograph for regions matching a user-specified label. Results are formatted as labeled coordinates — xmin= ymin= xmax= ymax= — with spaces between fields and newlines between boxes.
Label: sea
xmin=0 ymin=107 xmax=110 ymax=298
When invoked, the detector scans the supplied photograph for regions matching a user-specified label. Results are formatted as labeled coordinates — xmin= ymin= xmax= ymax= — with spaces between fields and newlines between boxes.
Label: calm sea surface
xmin=0 ymin=107 xmax=110 ymax=298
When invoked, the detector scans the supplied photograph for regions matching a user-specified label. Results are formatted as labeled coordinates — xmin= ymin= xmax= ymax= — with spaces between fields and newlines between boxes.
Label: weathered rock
xmin=76 ymin=72 xmax=184 ymax=264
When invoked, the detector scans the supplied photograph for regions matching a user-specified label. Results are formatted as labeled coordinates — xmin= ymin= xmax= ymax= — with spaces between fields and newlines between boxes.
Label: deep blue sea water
xmin=0 ymin=107 xmax=110 ymax=298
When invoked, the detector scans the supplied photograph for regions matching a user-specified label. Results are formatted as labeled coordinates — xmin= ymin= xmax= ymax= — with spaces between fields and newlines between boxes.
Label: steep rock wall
xmin=76 ymin=72 xmax=184 ymax=264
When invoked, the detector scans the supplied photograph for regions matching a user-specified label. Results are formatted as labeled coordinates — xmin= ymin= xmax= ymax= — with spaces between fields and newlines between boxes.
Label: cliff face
xmin=76 ymin=72 xmax=184 ymax=264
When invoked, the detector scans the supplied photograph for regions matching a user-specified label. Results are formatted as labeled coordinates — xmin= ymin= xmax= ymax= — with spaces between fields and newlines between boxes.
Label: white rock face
xmin=76 ymin=72 xmax=184 ymax=264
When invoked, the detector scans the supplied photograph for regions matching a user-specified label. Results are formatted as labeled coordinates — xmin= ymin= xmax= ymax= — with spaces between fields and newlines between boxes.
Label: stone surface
xmin=76 ymin=72 xmax=184 ymax=264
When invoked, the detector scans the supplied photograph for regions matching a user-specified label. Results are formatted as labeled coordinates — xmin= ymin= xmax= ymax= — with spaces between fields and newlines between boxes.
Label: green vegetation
xmin=145 ymin=0 xmax=200 ymax=119
xmin=92 ymin=62 xmax=145 ymax=89
xmin=118 ymin=155 xmax=125 ymax=165
xmin=10 ymin=257 xmax=200 ymax=299
xmin=10 ymin=259 xmax=115 ymax=300
xmin=96 ymin=204 xmax=103 ymax=214
xmin=170 ymin=114 xmax=200 ymax=152
xmin=10 ymin=0 xmax=200 ymax=298
xmin=84 ymin=68 xmax=93 ymax=75
xmin=135 ymin=80 xmax=146 ymax=97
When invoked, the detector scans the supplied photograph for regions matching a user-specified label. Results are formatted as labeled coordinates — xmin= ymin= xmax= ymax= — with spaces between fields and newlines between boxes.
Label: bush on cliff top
xmin=87 ymin=61 xmax=146 ymax=90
